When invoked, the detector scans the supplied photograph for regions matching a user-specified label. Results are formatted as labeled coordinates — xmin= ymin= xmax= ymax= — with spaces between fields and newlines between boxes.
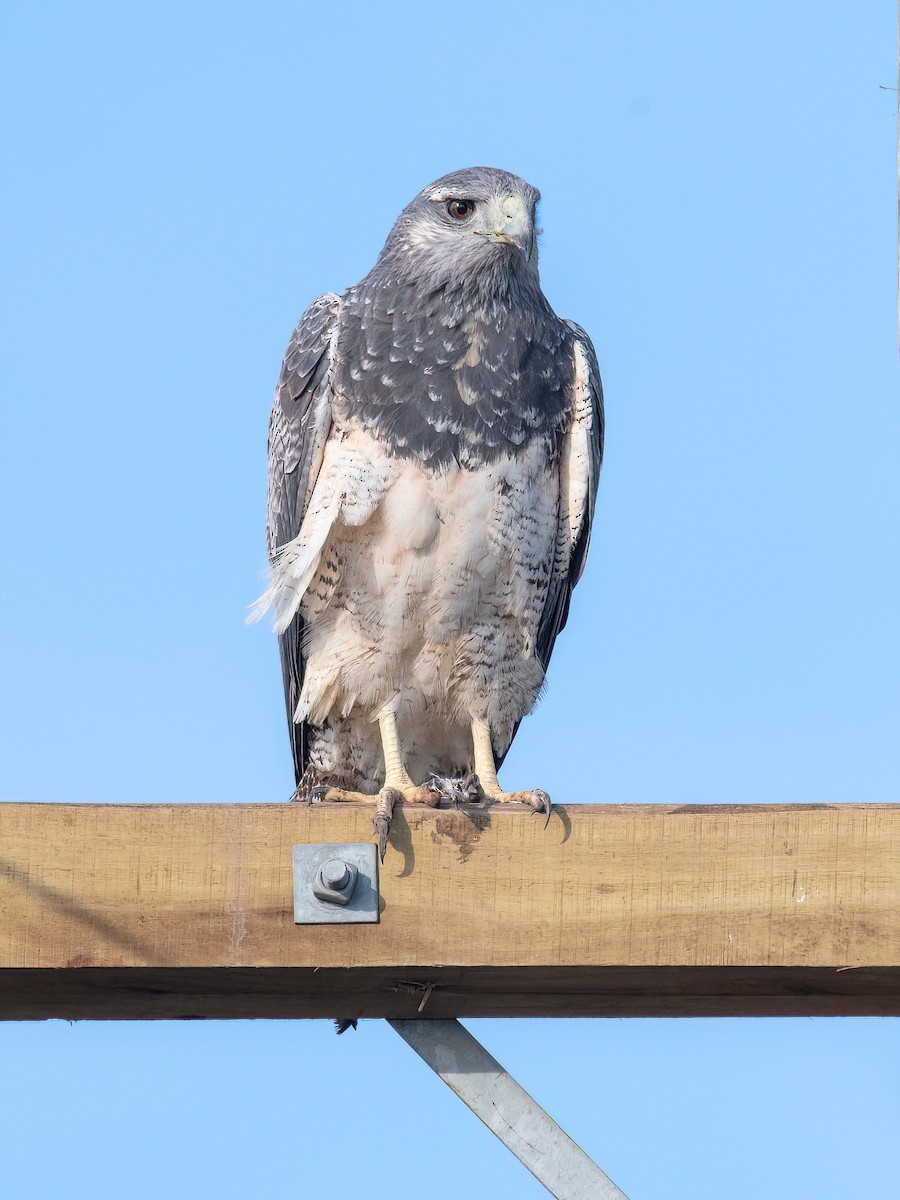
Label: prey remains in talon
xmin=426 ymin=772 xmax=482 ymax=807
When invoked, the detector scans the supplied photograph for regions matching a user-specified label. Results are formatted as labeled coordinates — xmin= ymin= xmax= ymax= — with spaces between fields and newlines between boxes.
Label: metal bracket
xmin=389 ymin=1019 xmax=629 ymax=1199
xmin=293 ymin=843 xmax=379 ymax=924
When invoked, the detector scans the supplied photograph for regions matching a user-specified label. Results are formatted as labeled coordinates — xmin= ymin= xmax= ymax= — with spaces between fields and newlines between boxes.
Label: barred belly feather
xmin=268 ymin=424 xmax=558 ymax=789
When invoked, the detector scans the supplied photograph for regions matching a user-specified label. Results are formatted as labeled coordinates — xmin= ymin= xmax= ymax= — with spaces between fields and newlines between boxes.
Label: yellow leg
xmin=472 ymin=720 xmax=502 ymax=795
xmin=320 ymin=708 xmax=423 ymax=802
xmin=378 ymin=707 xmax=416 ymax=791
xmin=321 ymin=705 xmax=431 ymax=858
xmin=471 ymin=719 xmax=552 ymax=822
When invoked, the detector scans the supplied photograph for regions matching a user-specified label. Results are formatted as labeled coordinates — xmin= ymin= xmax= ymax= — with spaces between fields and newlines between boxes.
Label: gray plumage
xmin=256 ymin=167 xmax=603 ymax=796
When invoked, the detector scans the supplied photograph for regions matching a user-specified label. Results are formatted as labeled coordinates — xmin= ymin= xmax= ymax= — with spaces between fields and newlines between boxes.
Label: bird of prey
xmin=253 ymin=167 xmax=603 ymax=853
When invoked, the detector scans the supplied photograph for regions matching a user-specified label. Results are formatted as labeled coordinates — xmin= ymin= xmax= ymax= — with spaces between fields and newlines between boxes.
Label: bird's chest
xmin=333 ymin=296 xmax=573 ymax=471
xmin=330 ymin=432 xmax=559 ymax=638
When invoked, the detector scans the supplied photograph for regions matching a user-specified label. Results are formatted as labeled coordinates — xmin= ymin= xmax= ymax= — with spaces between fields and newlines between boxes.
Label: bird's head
xmin=379 ymin=167 xmax=541 ymax=291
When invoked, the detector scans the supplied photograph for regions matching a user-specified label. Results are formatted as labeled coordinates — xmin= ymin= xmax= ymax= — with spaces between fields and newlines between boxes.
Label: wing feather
xmin=537 ymin=323 xmax=604 ymax=670
xmin=263 ymin=292 xmax=341 ymax=785
xmin=496 ymin=325 xmax=602 ymax=769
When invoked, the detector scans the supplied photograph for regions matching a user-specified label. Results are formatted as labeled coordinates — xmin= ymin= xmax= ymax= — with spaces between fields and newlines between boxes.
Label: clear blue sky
xmin=1 ymin=2 xmax=897 ymax=1196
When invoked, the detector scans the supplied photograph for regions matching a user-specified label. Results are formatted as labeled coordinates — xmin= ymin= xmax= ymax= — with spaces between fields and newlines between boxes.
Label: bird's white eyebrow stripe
xmin=427 ymin=188 xmax=486 ymax=202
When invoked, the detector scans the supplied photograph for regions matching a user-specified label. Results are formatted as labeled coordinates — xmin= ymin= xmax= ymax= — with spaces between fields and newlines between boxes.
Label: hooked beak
xmin=476 ymin=194 xmax=530 ymax=251
xmin=477 ymin=231 xmax=525 ymax=249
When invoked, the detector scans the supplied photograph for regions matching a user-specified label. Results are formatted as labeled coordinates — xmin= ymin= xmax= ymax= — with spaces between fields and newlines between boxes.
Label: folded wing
xmin=537 ymin=323 xmax=605 ymax=674
xmin=260 ymin=292 xmax=341 ymax=784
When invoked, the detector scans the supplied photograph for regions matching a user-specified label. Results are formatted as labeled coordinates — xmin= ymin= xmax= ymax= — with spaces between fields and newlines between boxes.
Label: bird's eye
xmin=447 ymin=199 xmax=475 ymax=220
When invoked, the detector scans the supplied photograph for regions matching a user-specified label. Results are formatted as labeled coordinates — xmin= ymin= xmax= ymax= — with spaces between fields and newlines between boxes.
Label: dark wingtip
xmin=333 ymin=1019 xmax=358 ymax=1035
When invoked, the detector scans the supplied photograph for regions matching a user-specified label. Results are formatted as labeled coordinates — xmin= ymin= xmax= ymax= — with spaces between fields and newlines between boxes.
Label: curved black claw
xmin=373 ymin=815 xmax=390 ymax=863
xmin=528 ymin=789 xmax=553 ymax=829
xmin=373 ymin=787 xmax=399 ymax=862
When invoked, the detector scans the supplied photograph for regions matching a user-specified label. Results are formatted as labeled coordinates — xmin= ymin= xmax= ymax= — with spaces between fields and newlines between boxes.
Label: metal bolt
xmin=295 ymin=844 xmax=377 ymax=924
xmin=322 ymin=858 xmax=351 ymax=891
xmin=312 ymin=856 xmax=359 ymax=906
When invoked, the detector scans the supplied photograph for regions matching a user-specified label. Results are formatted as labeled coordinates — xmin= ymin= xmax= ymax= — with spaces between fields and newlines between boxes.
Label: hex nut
xmin=313 ymin=858 xmax=358 ymax=906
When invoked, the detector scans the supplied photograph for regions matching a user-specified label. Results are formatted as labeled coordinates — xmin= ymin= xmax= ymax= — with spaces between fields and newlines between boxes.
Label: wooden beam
xmin=0 ymin=802 xmax=897 ymax=1020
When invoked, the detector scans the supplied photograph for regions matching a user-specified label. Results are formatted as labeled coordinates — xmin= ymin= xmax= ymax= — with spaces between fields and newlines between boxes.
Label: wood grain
xmin=0 ymin=802 xmax=897 ymax=1018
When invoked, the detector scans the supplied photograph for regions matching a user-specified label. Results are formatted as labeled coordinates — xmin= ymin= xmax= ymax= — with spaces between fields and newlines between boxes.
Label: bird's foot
xmin=317 ymin=783 xmax=437 ymax=861
xmin=479 ymin=783 xmax=553 ymax=828
xmin=317 ymin=786 xmax=382 ymax=804
xmin=317 ymin=783 xmax=434 ymax=805
xmin=426 ymin=772 xmax=483 ymax=808
xmin=372 ymin=786 xmax=401 ymax=863
xmin=372 ymin=783 xmax=442 ymax=860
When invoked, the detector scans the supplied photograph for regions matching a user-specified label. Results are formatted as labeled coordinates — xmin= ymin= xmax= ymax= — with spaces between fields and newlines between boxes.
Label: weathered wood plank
xmin=1 ymin=966 xmax=897 ymax=1020
xmin=0 ymin=802 xmax=897 ymax=1019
